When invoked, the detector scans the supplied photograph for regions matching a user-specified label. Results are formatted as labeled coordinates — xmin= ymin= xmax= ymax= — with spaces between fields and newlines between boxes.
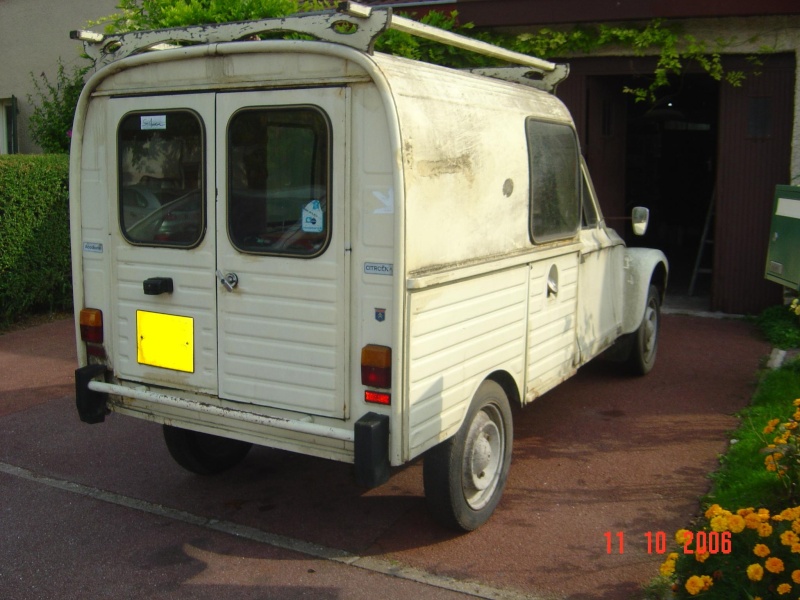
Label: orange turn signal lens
xmin=80 ymin=308 xmax=103 ymax=344
xmin=361 ymin=344 xmax=392 ymax=389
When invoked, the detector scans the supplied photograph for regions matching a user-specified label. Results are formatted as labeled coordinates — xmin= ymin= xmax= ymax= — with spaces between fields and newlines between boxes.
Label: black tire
xmin=162 ymin=425 xmax=252 ymax=475
xmin=423 ymin=380 xmax=513 ymax=531
xmin=626 ymin=284 xmax=661 ymax=375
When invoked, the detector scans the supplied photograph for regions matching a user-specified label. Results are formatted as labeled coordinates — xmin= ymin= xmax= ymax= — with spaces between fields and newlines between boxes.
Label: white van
xmin=71 ymin=3 xmax=667 ymax=531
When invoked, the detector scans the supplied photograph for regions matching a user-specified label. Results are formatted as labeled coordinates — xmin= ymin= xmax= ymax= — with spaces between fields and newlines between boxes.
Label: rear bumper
xmin=75 ymin=365 xmax=109 ymax=424
xmin=74 ymin=367 xmax=390 ymax=487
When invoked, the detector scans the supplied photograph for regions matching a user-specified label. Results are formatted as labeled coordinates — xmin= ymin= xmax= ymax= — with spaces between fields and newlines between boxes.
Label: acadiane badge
xmin=375 ymin=308 xmax=386 ymax=322
xmin=302 ymin=200 xmax=324 ymax=233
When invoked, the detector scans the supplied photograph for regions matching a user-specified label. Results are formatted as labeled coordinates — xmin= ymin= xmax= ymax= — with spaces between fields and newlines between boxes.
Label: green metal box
xmin=765 ymin=184 xmax=800 ymax=290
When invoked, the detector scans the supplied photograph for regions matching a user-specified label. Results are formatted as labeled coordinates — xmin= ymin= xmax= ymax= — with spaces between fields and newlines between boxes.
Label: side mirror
xmin=632 ymin=206 xmax=650 ymax=236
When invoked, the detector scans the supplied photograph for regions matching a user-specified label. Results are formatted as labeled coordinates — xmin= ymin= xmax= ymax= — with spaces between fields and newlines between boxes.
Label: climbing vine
xmin=504 ymin=20 xmax=752 ymax=102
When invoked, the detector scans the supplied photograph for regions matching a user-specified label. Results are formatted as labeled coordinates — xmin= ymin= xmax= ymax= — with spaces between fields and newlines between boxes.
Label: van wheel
xmin=162 ymin=425 xmax=252 ymax=475
xmin=423 ymin=380 xmax=513 ymax=531
xmin=626 ymin=284 xmax=660 ymax=375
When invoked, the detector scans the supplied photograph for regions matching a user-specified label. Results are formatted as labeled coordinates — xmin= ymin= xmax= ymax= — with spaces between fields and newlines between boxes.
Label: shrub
xmin=755 ymin=304 xmax=800 ymax=349
xmin=27 ymin=59 xmax=87 ymax=154
xmin=0 ymin=155 xmax=72 ymax=325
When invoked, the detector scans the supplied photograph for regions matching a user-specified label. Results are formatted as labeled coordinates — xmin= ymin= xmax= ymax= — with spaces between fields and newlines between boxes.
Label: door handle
xmin=216 ymin=270 xmax=239 ymax=292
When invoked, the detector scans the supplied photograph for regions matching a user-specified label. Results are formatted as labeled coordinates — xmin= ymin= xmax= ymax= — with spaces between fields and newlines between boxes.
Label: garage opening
xmin=624 ymin=75 xmax=720 ymax=302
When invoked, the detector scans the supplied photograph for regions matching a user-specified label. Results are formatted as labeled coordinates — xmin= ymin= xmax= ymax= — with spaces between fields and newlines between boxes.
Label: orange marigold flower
xmin=705 ymin=504 xmax=724 ymax=519
xmin=685 ymin=575 xmax=705 ymax=596
xmin=792 ymin=542 xmax=800 ymax=553
xmin=792 ymin=569 xmax=800 ymax=584
xmin=753 ymin=543 xmax=771 ymax=557
xmin=781 ymin=530 xmax=800 ymax=546
xmin=659 ymin=554 xmax=677 ymax=577
xmin=777 ymin=583 xmax=791 ymax=595
xmin=675 ymin=529 xmax=692 ymax=545
xmin=793 ymin=519 xmax=800 ymax=534
xmin=745 ymin=513 xmax=763 ymax=529
xmin=758 ymin=522 xmax=774 ymax=537
xmin=659 ymin=561 xmax=675 ymax=577
xmin=695 ymin=551 xmax=710 ymax=563
xmin=764 ymin=418 xmax=781 ymax=434
xmin=727 ymin=514 xmax=745 ymax=533
xmin=710 ymin=515 xmax=729 ymax=532
xmin=765 ymin=556 xmax=785 ymax=573
xmin=747 ymin=563 xmax=764 ymax=581
xmin=793 ymin=398 xmax=800 ymax=406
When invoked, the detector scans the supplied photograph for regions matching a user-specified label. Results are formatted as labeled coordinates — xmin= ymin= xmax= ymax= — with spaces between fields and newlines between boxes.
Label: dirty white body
xmin=71 ymin=40 xmax=666 ymax=469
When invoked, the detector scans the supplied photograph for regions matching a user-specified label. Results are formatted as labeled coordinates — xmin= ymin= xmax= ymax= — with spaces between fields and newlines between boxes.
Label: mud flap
xmin=75 ymin=364 xmax=109 ymax=424
xmin=354 ymin=412 xmax=390 ymax=488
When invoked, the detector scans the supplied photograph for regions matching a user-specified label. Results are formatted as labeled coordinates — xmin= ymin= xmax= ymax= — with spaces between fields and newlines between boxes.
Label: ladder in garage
xmin=688 ymin=189 xmax=715 ymax=296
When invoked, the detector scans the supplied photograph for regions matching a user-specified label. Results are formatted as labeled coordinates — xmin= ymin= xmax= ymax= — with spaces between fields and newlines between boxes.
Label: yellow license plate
xmin=136 ymin=311 xmax=194 ymax=373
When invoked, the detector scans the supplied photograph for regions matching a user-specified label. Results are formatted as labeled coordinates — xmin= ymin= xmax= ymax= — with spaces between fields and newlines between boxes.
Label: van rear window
xmin=227 ymin=107 xmax=330 ymax=257
xmin=526 ymin=119 xmax=581 ymax=244
xmin=117 ymin=111 xmax=205 ymax=247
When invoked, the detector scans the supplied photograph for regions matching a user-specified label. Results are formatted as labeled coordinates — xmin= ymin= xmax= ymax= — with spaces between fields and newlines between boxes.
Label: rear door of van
xmin=109 ymin=87 xmax=349 ymax=419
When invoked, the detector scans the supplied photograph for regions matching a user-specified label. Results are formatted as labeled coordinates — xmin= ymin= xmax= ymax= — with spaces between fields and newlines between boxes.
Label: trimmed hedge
xmin=0 ymin=155 xmax=72 ymax=325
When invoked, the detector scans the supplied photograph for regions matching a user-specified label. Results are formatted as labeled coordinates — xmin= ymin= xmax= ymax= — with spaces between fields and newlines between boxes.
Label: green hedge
xmin=0 ymin=155 xmax=72 ymax=325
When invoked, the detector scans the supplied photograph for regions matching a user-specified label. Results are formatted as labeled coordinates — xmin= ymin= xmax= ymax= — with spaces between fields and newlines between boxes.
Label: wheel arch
xmin=486 ymin=369 xmax=522 ymax=409
xmin=621 ymin=248 xmax=669 ymax=335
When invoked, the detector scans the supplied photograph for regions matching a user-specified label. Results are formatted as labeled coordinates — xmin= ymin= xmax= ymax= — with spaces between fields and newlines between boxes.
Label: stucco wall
xmin=0 ymin=0 xmax=116 ymax=154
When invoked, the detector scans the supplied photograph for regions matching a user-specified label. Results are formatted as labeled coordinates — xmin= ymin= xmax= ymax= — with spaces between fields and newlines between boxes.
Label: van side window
xmin=581 ymin=168 xmax=600 ymax=228
xmin=526 ymin=119 xmax=581 ymax=243
xmin=227 ymin=107 xmax=330 ymax=257
xmin=118 ymin=111 xmax=204 ymax=247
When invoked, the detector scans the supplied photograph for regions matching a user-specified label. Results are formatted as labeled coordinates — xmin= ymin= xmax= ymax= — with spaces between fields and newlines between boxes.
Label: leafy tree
xmin=91 ymin=0 xmax=329 ymax=32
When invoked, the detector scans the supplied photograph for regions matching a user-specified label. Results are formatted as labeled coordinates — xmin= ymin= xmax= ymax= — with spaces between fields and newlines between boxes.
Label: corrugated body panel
xmin=114 ymin=244 xmax=218 ymax=393
xmin=218 ymin=260 xmax=342 ymax=416
xmin=526 ymin=252 xmax=579 ymax=397
xmin=406 ymin=267 xmax=529 ymax=457
xmin=714 ymin=54 xmax=794 ymax=313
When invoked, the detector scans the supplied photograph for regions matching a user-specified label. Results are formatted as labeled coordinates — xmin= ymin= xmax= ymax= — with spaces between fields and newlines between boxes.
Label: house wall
xmin=0 ymin=0 xmax=116 ymax=154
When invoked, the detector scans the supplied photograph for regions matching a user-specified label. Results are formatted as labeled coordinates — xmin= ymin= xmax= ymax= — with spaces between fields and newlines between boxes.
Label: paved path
xmin=0 ymin=314 xmax=770 ymax=599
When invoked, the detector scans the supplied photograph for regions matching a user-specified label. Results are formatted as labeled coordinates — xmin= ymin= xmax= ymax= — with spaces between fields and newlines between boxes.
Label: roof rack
xmin=71 ymin=1 xmax=567 ymax=92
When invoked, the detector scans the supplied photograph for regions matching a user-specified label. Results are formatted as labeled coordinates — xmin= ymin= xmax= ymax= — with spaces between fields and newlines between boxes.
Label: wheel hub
xmin=462 ymin=408 xmax=504 ymax=509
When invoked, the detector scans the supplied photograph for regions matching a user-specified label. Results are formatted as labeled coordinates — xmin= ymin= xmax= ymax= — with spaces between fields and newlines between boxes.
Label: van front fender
xmin=621 ymin=247 xmax=669 ymax=335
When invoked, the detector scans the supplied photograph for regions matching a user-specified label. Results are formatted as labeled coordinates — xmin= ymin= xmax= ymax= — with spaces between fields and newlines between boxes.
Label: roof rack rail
xmin=71 ymin=1 xmax=566 ymax=91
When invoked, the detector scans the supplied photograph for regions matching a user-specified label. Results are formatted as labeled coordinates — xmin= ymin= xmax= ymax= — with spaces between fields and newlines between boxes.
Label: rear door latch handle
xmin=216 ymin=270 xmax=238 ymax=292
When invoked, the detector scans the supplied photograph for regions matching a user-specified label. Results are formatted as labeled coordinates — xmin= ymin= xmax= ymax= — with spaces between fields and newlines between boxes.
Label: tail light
xmin=80 ymin=308 xmax=105 ymax=357
xmin=361 ymin=344 xmax=391 ymax=405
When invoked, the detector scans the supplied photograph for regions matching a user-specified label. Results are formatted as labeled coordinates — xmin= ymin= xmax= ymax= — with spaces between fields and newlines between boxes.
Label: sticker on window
xmin=302 ymin=200 xmax=324 ymax=233
xmin=141 ymin=115 xmax=167 ymax=130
